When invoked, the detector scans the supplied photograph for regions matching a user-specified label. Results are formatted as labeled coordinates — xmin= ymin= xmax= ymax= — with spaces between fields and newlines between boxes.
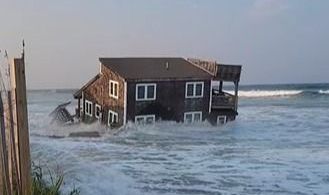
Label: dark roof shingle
xmin=99 ymin=57 xmax=212 ymax=80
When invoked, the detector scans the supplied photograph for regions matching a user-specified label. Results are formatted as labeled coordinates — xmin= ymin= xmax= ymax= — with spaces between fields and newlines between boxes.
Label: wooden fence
xmin=0 ymin=54 xmax=31 ymax=194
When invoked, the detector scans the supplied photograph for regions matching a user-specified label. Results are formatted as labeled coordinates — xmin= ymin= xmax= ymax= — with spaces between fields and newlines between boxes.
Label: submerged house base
xmin=74 ymin=57 xmax=242 ymax=128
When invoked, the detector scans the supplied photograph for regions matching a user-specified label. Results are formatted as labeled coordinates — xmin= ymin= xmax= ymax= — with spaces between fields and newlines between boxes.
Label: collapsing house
xmin=73 ymin=57 xmax=241 ymax=128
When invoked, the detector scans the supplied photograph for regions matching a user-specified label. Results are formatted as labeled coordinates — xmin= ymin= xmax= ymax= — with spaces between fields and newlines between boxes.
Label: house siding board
xmin=81 ymin=64 xmax=125 ymax=126
xmin=126 ymin=79 xmax=211 ymax=122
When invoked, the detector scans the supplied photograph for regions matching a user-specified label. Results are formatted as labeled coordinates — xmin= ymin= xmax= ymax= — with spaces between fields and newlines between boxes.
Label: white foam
xmin=224 ymin=90 xmax=303 ymax=97
xmin=319 ymin=90 xmax=329 ymax=94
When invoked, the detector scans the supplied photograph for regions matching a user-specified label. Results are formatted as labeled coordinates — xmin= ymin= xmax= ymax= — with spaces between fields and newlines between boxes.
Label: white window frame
xmin=135 ymin=114 xmax=156 ymax=124
xmin=217 ymin=115 xmax=227 ymax=125
xmin=108 ymin=110 xmax=118 ymax=126
xmin=95 ymin=104 xmax=102 ymax=119
xmin=136 ymin=83 xmax=157 ymax=101
xmin=184 ymin=111 xmax=202 ymax=123
xmin=185 ymin=82 xmax=204 ymax=98
xmin=85 ymin=100 xmax=93 ymax=117
xmin=109 ymin=80 xmax=119 ymax=99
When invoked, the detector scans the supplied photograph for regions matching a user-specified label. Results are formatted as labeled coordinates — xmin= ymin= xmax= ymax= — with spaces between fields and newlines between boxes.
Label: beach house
xmin=73 ymin=57 xmax=242 ymax=128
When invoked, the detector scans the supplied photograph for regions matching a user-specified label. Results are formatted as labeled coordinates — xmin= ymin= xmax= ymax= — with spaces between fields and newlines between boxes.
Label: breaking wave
xmin=225 ymin=90 xmax=329 ymax=97
xmin=319 ymin=90 xmax=329 ymax=94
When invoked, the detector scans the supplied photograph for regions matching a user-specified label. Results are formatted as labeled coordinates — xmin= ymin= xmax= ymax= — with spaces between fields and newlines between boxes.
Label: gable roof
xmin=99 ymin=57 xmax=212 ymax=80
xmin=73 ymin=74 xmax=100 ymax=98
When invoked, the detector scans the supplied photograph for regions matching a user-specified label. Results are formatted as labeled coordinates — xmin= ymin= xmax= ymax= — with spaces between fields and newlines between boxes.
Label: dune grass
xmin=31 ymin=162 xmax=80 ymax=195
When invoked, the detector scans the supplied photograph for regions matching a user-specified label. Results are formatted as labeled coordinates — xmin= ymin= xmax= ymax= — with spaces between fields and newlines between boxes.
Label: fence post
xmin=11 ymin=57 xmax=31 ymax=195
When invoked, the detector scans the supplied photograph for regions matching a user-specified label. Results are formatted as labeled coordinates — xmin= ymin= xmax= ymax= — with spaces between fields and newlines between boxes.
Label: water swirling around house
xmin=29 ymin=83 xmax=329 ymax=195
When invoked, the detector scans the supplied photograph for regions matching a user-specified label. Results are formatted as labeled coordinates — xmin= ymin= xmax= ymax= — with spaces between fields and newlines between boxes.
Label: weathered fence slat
xmin=11 ymin=57 xmax=31 ymax=195
xmin=0 ymin=52 xmax=31 ymax=194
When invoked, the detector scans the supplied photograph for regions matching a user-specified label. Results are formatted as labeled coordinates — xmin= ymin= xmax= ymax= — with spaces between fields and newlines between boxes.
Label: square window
xmin=137 ymin=86 xmax=145 ymax=99
xmin=109 ymin=112 xmax=113 ymax=121
xmin=187 ymin=84 xmax=194 ymax=96
xmin=136 ymin=117 xmax=144 ymax=124
xmin=184 ymin=112 xmax=202 ymax=123
xmin=108 ymin=110 xmax=118 ymax=126
xmin=185 ymin=114 xmax=193 ymax=124
xmin=194 ymin=113 xmax=201 ymax=122
xmin=146 ymin=116 xmax=155 ymax=124
xmin=109 ymin=80 xmax=119 ymax=99
xmin=185 ymin=82 xmax=204 ymax=98
xmin=195 ymin=83 xmax=203 ymax=96
xmin=110 ymin=83 xmax=113 ymax=94
xmin=136 ymin=84 xmax=156 ymax=101
xmin=95 ymin=104 xmax=101 ymax=119
xmin=114 ymin=84 xmax=118 ymax=97
xmin=135 ymin=115 xmax=155 ymax=125
xmin=85 ymin=100 xmax=93 ymax=116
xmin=217 ymin=116 xmax=227 ymax=125
xmin=147 ymin=85 xmax=155 ymax=99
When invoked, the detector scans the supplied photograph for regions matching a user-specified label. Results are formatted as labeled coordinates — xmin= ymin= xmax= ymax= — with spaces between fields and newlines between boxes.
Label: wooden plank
xmin=11 ymin=58 xmax=31 ymax=195
xmin=7 ymin=91 xmax=20 ymax=193
xmin=3 ymin=92 xmax=13 ymax=193
xmin=10 ymin=59 xmax=21 ymax=194
xmin=0 ymin=93 xmax=11 ymax=195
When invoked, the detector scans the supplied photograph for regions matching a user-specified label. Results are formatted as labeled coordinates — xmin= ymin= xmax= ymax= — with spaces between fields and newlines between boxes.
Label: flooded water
xmin=29 ymin=84 xmax=329 ymax=195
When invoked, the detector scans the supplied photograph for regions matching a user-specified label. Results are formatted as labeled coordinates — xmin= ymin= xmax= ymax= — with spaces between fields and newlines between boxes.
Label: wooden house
xmin=73 ymin=57 xmax=241 ymax=128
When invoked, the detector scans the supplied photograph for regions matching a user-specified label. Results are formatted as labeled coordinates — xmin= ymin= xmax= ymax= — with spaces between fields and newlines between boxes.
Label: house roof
xmin=73 ymin=74 xmax=100 ymax=98
xmin=99 ymin=57 xmax=213 ymax=80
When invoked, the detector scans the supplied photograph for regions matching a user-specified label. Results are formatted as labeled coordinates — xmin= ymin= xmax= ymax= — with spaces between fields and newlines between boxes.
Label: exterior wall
xmin=208 ymin=110 xmax=237 ymax=125
xmin=126 ymin=79 xmax=211 ymax=123
xmin=81 ymin=64 xmax=125 ymax=127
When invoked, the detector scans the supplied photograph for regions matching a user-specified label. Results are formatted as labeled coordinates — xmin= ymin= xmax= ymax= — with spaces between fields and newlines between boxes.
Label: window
xmin=217 ymin=115 xmax=227 ymax=125
xmin=185 ymin=82 xmax=204 ymax=98
xmin=109 ymin=80 xmax=119 ymax=99
xmin=184 ymin=111 xmax=202 ymax=123
xmin=95 ymin=104 xmax=102 ymax=119
xmin=85 ymin=100 xmax=93 ymax=117
xmin=108 ymin=110 xmax=118 ymax=126
xmin=135 ymin=115 xmax=155 ymax=125
xmin=136 ymin=83 xmax=156 ymax=101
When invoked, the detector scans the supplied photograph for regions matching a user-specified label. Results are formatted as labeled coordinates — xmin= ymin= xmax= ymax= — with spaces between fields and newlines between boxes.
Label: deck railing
xmin=211 ymin=91 xmax=235 ymax=109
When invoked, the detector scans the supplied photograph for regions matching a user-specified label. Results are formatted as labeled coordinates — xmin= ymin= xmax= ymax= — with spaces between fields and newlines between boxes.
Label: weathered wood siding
xmin=126 ymin=79 xmax=211 ymax=122
xmin=82 ymin=64 xmax=125 ymax=126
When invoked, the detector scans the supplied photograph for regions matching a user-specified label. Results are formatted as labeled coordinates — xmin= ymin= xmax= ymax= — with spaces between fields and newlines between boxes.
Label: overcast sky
xmin=0 ymin=0 xmax=328 ymax=89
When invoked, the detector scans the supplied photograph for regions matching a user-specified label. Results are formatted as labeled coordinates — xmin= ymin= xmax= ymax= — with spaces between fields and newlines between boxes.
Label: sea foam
xmin=319 ymin=90 xmax=329 ymax=94
xmin=225 ymin=90 xmax=303 ymax=97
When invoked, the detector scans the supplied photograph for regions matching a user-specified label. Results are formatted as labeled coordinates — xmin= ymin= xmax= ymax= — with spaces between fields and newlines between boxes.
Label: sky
xmin=0 ymin=0 xmax=328 ymax=89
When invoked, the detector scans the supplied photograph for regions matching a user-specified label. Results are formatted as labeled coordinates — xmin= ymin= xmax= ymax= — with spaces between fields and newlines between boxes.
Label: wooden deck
xmin=211 ymin=91 xmax=235 ymax=109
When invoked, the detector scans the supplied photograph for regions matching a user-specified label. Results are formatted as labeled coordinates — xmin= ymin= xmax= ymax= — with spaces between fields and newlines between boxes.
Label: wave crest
xmin=319 ymin=90 xmax=329 ymax=94
xmin=237 ymin=90 xmax=302 ymax=97
xmin=224 ymin=89 xmax=329 ymax=97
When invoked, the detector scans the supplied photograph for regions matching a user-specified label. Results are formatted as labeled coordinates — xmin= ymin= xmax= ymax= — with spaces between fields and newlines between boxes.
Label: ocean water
xmin=29 ymin=83 xmax=329 ymax=195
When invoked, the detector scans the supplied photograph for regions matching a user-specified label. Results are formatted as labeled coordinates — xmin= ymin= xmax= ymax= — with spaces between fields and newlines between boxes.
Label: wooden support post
xmin=234 ymin=81 xmax=239 ymax=112
xmin=77 ymin=98 xmax=81 ymax=118
xmin=11 ymin=58 xmax=31 ymax=195
xmin=219 ymin=81 xmax=223 ymax=92
xmin=82 ymin=92 xmax=85 ymax=120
